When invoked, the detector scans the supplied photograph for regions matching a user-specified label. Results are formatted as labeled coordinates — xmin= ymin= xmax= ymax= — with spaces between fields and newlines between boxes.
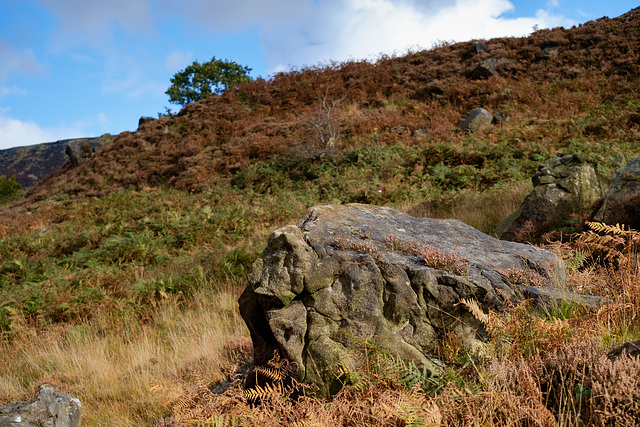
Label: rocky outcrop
xmin=459 ymin=108 xmax=493 ymax=132
xmin=138 ymin=116 xmax=157 ymax=128
xmin=593 ymin=156 xmax=640 ymax=228
xmin=0 ymin=385 xmax=81 ymax=427
xmin=496 ymin=154 xmax=609 ymax=241
xmin=239 ymin=204 xmax=599 ymax=396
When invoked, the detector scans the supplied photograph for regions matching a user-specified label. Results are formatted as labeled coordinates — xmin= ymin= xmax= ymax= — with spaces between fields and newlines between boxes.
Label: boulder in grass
xmin=239 ymin=204 xmax=600 ymax=396
xmin=496 ymin=154 xmax=609 ymax=241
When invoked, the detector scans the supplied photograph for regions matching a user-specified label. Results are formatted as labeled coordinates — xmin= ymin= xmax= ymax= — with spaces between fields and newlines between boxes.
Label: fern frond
xmin=586 ymin=221 xmax=629 ymax=235
xmin=255 ymin=366 xmax=284 ymax=382
xmin=243 ymin=382 xmax=284 ymax=402
xmin=459 ymin=298 xmax=489 ymax=325
xmin=172 ymin=395 xmax=196 ymax=411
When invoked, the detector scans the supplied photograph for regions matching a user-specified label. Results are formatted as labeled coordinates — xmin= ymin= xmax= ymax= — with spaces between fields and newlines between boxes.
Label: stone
xmin=593 ymin=156 xmax=640 ymax=227
xmin=65 ymin=141 xmax=92 ymax=168
xmin=469 ymin=57 xmax=507 ymax=79
xmin=0 ymin=385 xmax=81 ymax=427
xmin=496 ymin=154 xmax=609 ymax=241
xmin=239 ymin=204 xmax=600 ymax=397
xmin=412 ymin=128 xmax=427 ymax=137
xmin=460 ymin=108 xmax=493 ymax=133
xmin=475 ymin=42 xmax=487 ymax=53
xmin=539 ymin=46 xmax=560 ymax=59
xmin=608 ymin=340 xmax=640 ymax=360
xmin=138 ymin=116 xmax=157 ymax=128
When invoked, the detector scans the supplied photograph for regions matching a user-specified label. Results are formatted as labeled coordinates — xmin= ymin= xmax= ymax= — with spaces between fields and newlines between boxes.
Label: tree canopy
xmin=166 ymin=57 xmax=252 ymax=106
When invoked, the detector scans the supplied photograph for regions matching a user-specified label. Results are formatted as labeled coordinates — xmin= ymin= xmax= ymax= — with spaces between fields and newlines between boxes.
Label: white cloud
xmin=256 ymin=0 xmax=576 ymax=72
xmin=0 ymin=111 xmax=85 ymax=150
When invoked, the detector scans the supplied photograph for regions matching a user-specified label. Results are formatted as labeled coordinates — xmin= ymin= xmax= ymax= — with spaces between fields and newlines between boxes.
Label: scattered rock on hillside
xmin=496 ymin=154 xmax=609 ymax=241
xmin=65 ymin=141 xmax=93 ymax=168
xmin=138 ymin=116 xmax=157 ymax=128
xmin=0 ymin=384 xmax=81 ymax=427
xmin=539 ymin=46 xmax=560 ymax=59
xmin=469 ymin=57 xmax=507 ymax=79
xmin=593 ymin=156 xmax=640 ymax=227
xmin=608 ymin=340 xmax=640 ymax=360
xmin=239 ymin=204 xmax=600 ymax=396
xmin=460 ymin=108 xmax=493 ymax=132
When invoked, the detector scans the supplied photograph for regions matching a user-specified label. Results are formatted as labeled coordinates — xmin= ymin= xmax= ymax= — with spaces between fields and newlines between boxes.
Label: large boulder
xmin=239 ymin=204 xmax=599 ymax=396
xmin=593 ymin=156 xmax=640 ymax=228
xmin=0 ymin=385 xmax=81 ymax=427
xmin=496 ymin=154 xmax=609 ymax=241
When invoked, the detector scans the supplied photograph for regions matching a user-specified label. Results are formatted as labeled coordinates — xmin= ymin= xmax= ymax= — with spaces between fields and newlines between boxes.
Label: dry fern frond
xmin=586 ymin=221 xmax=630 ymax=235
xmin=255 ymin=366 xmax=285 ymax=382
xmin=243 ymin=382 xmax=285 ymax=402
xmin=459 ymin=298 xmax=489 ymax=325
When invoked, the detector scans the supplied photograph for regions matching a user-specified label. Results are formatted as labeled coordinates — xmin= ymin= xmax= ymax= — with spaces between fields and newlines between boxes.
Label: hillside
xmin=0 ymin=135 xmax=112 ymax=189
xmin=1 ymin=7 xmax=640 ymax=426
xmin=23 ymin=7 xmax=640 ymax=202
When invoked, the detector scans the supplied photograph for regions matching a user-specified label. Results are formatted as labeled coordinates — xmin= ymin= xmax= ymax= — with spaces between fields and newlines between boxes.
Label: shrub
xmin=0 ymin=175 xmax=21 ymax=205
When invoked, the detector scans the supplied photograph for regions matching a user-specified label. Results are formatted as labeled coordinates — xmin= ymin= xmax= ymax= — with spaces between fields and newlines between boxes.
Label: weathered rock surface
xmin=593 ymin=156 xmax=640 ymax=227
xmin=0 ymin=385 xmax=81 ymax=427
xmin=239 ymin=204 xmax=599 ymax=396
xmin=460 ymin=108 xmax=493 ymax=132
xmin=496 ymin=154 xmax=609 ymax=241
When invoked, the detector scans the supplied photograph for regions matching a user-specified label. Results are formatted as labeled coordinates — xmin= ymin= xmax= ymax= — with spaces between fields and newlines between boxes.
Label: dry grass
xmin=0 ymin=286 xmax=250 ymax=426
xmin=404 ymin=180 xmax=532 ymax=235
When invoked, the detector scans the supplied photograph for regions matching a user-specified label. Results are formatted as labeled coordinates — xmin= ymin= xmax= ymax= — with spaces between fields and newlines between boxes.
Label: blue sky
xmin=0 ymin=0 xmax=637 ymax=150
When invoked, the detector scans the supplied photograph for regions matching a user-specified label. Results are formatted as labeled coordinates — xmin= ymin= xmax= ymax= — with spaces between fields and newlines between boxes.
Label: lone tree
xmin=166 ymin=57 xmax=252 ymax=106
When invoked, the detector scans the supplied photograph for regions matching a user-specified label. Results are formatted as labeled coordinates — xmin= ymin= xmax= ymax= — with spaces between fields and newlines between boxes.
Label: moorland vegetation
xmin=1 ymin=8 xmax=640 ymax=426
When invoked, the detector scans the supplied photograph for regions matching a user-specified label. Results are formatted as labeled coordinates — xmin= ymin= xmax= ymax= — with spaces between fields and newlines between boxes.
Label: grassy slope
xmin=1 ymin=9 xmax=640 ymax=426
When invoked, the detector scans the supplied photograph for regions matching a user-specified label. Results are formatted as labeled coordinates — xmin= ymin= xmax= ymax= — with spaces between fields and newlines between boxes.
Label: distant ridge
xmin=0 ymin=136 xmax=111 ymax=189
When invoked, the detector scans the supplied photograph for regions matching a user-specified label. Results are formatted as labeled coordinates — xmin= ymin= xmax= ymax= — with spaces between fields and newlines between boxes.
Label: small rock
xmin=539 ymin=46 xmax=559 ymax=59
xmin=469 ymin=57 xmax=507 ymax=79
xmin=608 ymin=340 xmax=640 ymax=360
xmin=138 ymin=116 xmax=157 ymax=128
xmin=412 ymin=128 xmax=427 ymax=137
xmin=460 ymin=108 xmax=493 ymax=132
xmin=475 ymin=42 xmax=487 ymax=53
xmin=0 ymin=384 xmax=81 ymax=427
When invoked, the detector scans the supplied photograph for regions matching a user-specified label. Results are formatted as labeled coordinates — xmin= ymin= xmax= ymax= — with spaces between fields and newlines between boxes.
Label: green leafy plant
xmin=166 ymin=57 xmax=252 ymax=106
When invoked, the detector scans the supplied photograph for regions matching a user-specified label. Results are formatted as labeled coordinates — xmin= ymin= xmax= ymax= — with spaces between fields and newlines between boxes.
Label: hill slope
xmin=23 ymin=6 xmax=640 ymax=202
